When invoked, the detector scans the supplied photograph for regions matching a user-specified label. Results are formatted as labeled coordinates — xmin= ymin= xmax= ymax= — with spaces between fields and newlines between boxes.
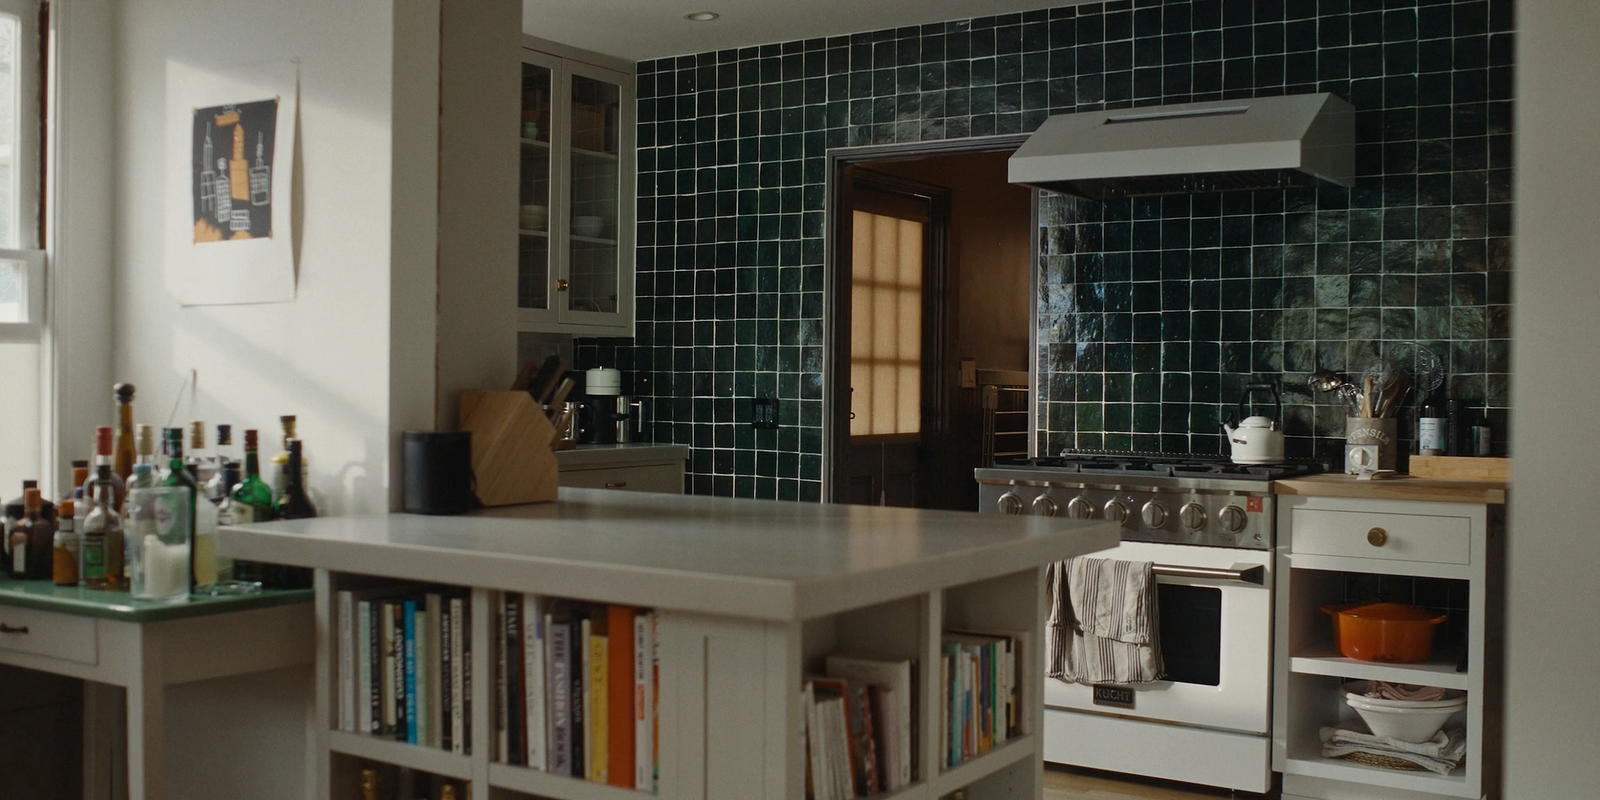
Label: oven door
xmin=1044 ymin=540 xmax=1273 ymax=735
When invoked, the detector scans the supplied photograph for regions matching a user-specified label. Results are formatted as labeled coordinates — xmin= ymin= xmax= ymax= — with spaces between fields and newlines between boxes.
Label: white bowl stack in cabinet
xmin=1273 ymin=493 xmax=1504 ymax=800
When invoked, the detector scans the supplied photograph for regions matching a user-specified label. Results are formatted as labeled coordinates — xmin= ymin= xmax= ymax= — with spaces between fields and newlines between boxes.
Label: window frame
xmin=0 ymin=246 xmax=43 ymax=340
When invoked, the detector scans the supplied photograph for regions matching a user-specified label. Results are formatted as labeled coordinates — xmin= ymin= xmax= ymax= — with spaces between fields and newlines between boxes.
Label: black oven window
xmin=1158 ymin=584 xmax=1222 ymax=686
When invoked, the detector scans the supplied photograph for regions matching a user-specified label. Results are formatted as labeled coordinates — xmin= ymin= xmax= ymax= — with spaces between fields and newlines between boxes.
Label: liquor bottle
xmin=1416 ymin=400 xmax=1443 ymax=456
xmin=270 ymin=440 xmax=315 ymax=589
xmin=7 ymin=494 xmax=28 ymax=579
xmin=113 ymin=383 xmax=137 ymax=480
xmin=6 ymin=480 xmax=41 ymax=564
xmin=228 ymin=431 xmax=277 ymax=587
xmin=114 ymin=465 xmax=153 ymax=589
xmin=84 ymin=466 xmax=125 ymax=590
xmin=136 ymin=424 xmax=156 ymax=467
xmin=188 ymin=420 xmax=219 ymax=489
xmin=83 ymin=427 xmax=129 ymax=510
xmin=18 ymin=488 xmax=56 ymax=580
xmin=53 ymin=500 xmax=80 ymax=587
xmin=64 ymin=460 xmax=90 ymax=507
xmin=204 ymin=425 xmax=235 ymax=502
xmin=159 ymin=428 xmax=201 ymax=592
xmin=270 ymin=415 xmax=309 ymax=498
xmin=216 ymin=462 xmax=244 ymax=524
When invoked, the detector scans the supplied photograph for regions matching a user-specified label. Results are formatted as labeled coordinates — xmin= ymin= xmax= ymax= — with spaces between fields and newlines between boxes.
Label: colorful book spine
xmin=589 ymin=623 xmax=609 ymax=783
xmin=523 ymin=594 xmax=545 ymax=770
xmin=548 ymin=618 xmax=572 ymax=775
xmin=357 ymin=600 xmax=373 ymax=735
xmin=504 ymin=593 xmax=523 ymax=764
xmin=414 ymin=606 xmax=429 ymax=747
xmin=633 ymin=611 xmax=652 ymax=789
xmin=404 ymin=599 xmax=418 ymax=744
xmin=441 ymin=598 xmax=454 ymax=752
xmin=607 ymin=605 xmax=636 ymax=787
xmin=449 ymin=596 xmax=465 ymax=754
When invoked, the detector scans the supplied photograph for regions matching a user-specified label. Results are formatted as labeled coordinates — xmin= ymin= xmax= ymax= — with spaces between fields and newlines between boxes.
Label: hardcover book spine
xmin=404 ymin=599 xmax=418 ymax=744
xmin=549 ymin=620 xmax=572 ymax=775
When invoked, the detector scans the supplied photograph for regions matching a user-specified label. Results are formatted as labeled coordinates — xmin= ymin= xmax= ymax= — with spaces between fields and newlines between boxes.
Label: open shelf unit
xmin=1273 ymin=496 xmax=1503 ymax=800
xmin=314 ymin=566 xmax=1052 ymax=800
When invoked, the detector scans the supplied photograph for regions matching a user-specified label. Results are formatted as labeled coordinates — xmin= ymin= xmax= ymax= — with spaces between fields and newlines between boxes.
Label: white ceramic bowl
xmin=1344 ymin=691 xmax=1466 ymax=742
xmin=572 ymin=215 xmax=605 ymax=238
xmin=1341 ymin=681 xmax=1466 ymax=709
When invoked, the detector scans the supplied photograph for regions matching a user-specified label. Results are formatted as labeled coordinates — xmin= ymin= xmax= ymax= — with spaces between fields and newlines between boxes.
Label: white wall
xmin=112 ymin=0 xmax=426 ymax=517
xmin=1507 ymin=2 xmax=1600 ymax=796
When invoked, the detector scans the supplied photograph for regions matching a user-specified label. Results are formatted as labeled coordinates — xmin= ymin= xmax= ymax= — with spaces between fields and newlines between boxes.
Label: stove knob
xmin=1032 ymin=495 xmax=1060 ymax=517
xmin=1104 ymin=499 xmax=1130 ymax=526
xmin=1219 ymin=504 xmax=1248 ymax=533
xmin=1179 ymin=502 xmax=1207 ymax=532
xmin=1141 ymin=501 xmax=1168 ymax=529
xmin=997 ymin=492 xmax=1024 ymax=516
xmin=1066 ymin=496 xmax=1095 ymax=519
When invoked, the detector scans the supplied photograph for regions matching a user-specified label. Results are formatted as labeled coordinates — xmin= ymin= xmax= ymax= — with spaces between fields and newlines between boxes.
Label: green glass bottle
xmin=269 ymin=439 xmax=315 ymax=589
xmin=159 ymin=427 xmax=200 ymax=593
xmin=227 ymin=429 xmax=277 ymax=586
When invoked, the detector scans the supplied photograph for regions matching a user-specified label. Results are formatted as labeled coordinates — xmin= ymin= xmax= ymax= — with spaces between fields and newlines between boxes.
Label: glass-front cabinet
xmin=518 ymin=45 xmax=634 ymax=335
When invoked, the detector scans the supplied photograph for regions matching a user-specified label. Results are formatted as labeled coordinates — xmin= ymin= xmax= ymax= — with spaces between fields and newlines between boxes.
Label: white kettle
xmin=1222 ymin=382 xmax=1285 ymax=465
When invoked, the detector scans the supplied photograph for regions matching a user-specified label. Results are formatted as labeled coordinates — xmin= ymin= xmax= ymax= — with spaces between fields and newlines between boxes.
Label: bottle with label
xmin=83 ymin=427 xmax=129 ymax=511
xmin=160 ymin=428 xmax=201 ymax=593
xmin=1417 ymin=401 xmax=1443 ymax=455
xmin=53 ymin=500 xmax=80 ymax=586
xmin=7 ymin=495 xmax=29 ymax=579
xmin=270 ymin=415 xmax=306 ymax=498
xmin=228 ymin=431 xmax=277 ymax=586
xmin=204 ymin=425 xmax=235 ymax=502
xmin=17 ymin=488 xmax=56 ymax=579
xmin=113 ymin=383 xmax=138 ymax=481
xmin=188 ymin=420 xmax=219 ymax=489
xmin=1474 ymin=410 xmax=1493 ymax=456
xmin=80 ymin=482 xmax=110 ymax=589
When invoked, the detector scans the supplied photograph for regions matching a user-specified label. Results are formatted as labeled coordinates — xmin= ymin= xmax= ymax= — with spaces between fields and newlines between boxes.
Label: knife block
xmin=457 ymin=390 xmax=558 ymax=506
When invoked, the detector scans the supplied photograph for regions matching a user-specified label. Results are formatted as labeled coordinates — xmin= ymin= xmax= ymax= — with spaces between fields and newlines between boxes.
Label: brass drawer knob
xmin=1367 ymin=527 xmax=1388 ymax=547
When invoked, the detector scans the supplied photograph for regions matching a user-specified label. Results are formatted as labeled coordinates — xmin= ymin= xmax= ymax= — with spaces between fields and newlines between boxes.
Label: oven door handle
xmin=1153 ymin=563 xmax=1265 ymax=585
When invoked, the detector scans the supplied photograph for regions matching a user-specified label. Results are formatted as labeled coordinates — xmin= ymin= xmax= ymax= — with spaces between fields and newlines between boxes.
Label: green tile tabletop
xmin=0 ymin=576 xmax=313 ymax=622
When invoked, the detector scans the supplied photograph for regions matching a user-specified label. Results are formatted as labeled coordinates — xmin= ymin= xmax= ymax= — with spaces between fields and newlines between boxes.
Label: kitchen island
xmin=219 ymin=487 xmax=1119 ymax=800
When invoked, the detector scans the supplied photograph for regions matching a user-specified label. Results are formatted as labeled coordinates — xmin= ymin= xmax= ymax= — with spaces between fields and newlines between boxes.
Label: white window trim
xmin=0 ymin=247 xmax=44 ymax=341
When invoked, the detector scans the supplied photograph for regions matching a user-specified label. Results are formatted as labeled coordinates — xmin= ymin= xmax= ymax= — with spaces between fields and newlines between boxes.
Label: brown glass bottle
xmin=83 ymin=427 xmax=128 ymax=510
xmin=17 ymin=489 xmax=56 ymax=580
xmin=113 ymin=384 xmax=137 ymax=480
xmin=53 ymin=500 xmax=79 ymax=586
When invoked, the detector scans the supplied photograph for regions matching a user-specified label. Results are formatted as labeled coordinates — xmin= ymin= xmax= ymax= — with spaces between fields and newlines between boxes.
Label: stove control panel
xmin=975 ymin=471 xmax=1276 ymax=550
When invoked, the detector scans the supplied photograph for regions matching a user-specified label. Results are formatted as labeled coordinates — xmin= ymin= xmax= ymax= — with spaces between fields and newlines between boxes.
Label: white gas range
xmin=976 ymin=453 xmax=1324 ymax=794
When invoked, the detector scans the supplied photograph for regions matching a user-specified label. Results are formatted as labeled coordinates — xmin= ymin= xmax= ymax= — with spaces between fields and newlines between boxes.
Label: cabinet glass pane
xmin=566 ymin=74 xmax=620 ymax=315
xmin=519 ymin=62 xmax=553 ymax=310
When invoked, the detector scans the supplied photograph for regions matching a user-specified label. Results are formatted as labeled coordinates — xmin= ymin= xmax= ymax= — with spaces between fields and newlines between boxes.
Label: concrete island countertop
xmin=1274 ymin=472 xmax=1508 ymax=505
xmin=219 ymin=487 xmax=1119 ymax=622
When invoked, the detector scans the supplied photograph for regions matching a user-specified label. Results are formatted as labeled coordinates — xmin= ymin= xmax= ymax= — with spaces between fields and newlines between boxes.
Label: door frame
xmin=823 ymin=135 xmax=1030 ymax=503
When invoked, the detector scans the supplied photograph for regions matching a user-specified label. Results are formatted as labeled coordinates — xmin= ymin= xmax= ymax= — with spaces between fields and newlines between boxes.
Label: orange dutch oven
xmin=1322 ymin=602 xmax=1448 ymax=663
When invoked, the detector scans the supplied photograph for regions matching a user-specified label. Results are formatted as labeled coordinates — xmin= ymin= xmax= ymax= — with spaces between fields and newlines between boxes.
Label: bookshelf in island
xmin=219 ymin=487 xmax=1118 ymax=800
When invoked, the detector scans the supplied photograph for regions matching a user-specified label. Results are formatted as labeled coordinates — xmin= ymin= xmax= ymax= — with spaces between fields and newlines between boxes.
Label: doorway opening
xmin=825 ymin=138 xmax=1035 ymax=510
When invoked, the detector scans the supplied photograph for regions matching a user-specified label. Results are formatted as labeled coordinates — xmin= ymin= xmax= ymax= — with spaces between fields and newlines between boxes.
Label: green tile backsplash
xmin=577 ymin=0 xmax=1515 ymax=497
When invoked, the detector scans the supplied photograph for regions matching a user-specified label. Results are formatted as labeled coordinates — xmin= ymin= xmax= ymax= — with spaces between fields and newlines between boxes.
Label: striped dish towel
xmin=1047 ymin=557 xmax=1164 ymax=685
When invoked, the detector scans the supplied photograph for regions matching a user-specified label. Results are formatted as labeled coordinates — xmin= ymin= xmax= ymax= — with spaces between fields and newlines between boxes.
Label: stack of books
xmin=336 ymin=587 xmax=473 ymax=754
xmin=939 ymin=630 xmax=1026 ymax=769
xmin=497 ymin=594 xmax=658 ymax=791
xmin=802 ymin=654 xmax=914 ymax=800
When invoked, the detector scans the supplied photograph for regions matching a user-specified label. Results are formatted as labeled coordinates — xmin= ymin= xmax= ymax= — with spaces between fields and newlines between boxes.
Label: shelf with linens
xmin=1274 ymin=495 xmax=1503 ymax=800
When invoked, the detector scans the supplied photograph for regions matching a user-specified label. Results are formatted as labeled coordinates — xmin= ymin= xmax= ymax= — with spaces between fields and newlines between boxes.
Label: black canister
xmin=402 ymin=431 xmax=474 ymax=515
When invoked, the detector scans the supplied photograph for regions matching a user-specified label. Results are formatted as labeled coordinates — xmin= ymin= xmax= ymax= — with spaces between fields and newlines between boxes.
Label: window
xmin=849 ymin=209 xmax=923 ymax=437
xmin=0 ymin=0 xmax=44 ymax=495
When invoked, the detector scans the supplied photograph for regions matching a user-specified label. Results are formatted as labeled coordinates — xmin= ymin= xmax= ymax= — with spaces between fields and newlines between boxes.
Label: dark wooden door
xmin=832 ymin=169 xmax=951 ymax=507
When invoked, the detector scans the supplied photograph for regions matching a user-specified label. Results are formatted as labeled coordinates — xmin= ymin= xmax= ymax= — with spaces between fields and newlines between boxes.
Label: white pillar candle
xmin=139 ymin=534 xmax=190 ymax=600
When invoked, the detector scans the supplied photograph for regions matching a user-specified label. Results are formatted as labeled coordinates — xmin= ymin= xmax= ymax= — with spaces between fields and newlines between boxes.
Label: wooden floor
xmin=1043 ymin=764 xmax=1255 ymax=799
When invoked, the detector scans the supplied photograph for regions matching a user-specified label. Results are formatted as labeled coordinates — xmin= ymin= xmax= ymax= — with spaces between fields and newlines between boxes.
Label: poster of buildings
xmin=192 ymin=98 xmax=277 ymax=243
xmin=166 ymin=60 xmax=298 ymax=306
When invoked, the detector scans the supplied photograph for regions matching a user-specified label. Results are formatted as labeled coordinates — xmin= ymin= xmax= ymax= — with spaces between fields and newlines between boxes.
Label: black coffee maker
xmin=579 ymin=368 xmax=643 ymax=444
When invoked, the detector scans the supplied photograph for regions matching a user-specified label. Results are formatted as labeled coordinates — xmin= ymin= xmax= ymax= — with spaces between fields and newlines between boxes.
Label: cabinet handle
xmin=604 ymin=481 xmax=628 ymax=489
xmin=556 ymin=279 xmax=570 ymax=291
xmin=1367 ymin=527 xmax=1388 ymax=547
xmin=0 ymin=623 xmax=28 ymax=634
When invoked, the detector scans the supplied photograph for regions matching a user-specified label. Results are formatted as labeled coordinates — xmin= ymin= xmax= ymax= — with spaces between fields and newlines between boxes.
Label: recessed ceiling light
xmin=684 ymin=11 xmax=720 ymax=21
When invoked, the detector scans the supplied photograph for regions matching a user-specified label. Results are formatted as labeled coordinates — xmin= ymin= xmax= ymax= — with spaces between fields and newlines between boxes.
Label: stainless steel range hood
xmin=1008 ymin=93 xmax=1355 ymax=199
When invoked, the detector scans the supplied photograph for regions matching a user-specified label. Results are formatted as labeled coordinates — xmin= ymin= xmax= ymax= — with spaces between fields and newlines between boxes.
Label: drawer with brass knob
xmin=1288 ymin=509 xmax=1470 ymax=565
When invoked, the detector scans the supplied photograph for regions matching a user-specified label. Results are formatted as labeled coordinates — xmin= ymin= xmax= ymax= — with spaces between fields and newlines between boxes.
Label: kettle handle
xmin=1238 ymin=381 xmax=1283 ymax=428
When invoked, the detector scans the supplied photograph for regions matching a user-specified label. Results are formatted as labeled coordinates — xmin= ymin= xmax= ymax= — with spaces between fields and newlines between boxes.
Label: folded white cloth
xmin=1320 ymin=723 xmax=1467 ymax=775
xmin=1047 ymin=557 xmax=1163 ymax=685
xmin=1364 ymin=681 xmax=1449 ymax=702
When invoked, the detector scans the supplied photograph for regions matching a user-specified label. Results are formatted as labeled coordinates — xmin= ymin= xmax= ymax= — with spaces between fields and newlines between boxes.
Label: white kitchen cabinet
xmin=555 ymin=444 xmax=687 ymax=494
xmin=516 ymin=38 xmax=635 ymax=336
xmin=1274 ymin=495 xmax=1503 ymax=800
